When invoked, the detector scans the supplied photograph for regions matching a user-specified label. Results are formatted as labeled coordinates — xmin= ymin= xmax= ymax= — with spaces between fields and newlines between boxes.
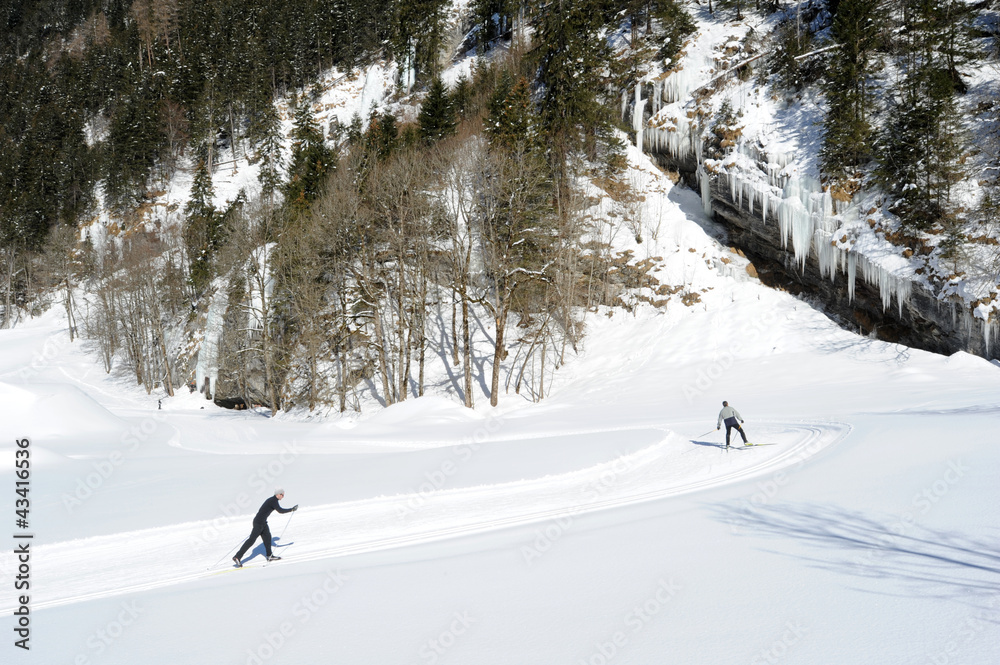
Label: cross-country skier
xmin=233 ymin=489 xmax=298 ymax=567
xmin=717 ymin=400 xmax=749 ymax=447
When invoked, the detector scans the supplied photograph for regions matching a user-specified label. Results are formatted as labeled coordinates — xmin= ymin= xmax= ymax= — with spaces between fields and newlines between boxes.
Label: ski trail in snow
xmin=3 ymin=421 xmax=848 ymax=612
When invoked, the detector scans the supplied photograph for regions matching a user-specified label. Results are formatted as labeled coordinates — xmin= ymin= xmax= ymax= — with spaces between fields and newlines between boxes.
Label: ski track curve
xmin=1 ymin=420 xmax=850 ymax=613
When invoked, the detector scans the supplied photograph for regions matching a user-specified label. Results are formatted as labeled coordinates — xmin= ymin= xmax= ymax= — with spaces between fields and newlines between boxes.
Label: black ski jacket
xmin=253 ymin=496 xmax=293 ymax=525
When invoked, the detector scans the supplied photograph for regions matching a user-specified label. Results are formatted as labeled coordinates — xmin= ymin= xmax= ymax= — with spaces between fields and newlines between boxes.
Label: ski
xmin=742 ymin=443 xmax=775 ymax=447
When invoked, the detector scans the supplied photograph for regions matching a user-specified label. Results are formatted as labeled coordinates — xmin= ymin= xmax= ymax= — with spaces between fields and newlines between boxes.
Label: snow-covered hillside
xmin=3 ymin=128 xmax=1000 ymax=663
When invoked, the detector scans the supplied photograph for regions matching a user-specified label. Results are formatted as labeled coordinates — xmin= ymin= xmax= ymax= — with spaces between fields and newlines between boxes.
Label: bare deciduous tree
xmin=475 ymin=143 xmax=555 ymax=407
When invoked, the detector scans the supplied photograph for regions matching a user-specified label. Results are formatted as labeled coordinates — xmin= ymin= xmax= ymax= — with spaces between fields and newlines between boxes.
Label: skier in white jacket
xmin=717 ymin=400 xmax=749 ymax=447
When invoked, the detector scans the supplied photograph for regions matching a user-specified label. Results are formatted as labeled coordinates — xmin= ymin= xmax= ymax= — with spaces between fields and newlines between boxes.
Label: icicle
xmin=195 ymin=286 xmax=230 ymax=400
xmin=633 ymin=83 xmax=645 ymax=151
xmin=699 ymin=164 xmax=712 ymax=216
xmin=815 ymin=231 xmax=839 ymax=282
xmin=847 ymin=252 xmax=857 ymax=302
xmin=661 ymin=53 xmax=715 ymax=104
xmin=633 ymin=84 xmax=642 ymax=132
xmin=647 ymin=120 xmax=695 ymax=161
xmin=621 ymin=90 xmax=628 ymax=122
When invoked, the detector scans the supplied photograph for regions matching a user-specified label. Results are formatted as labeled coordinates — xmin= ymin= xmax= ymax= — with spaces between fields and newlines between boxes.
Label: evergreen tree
xmin=820 ymin=0 xmax=881 ymax=180
xmin=394 ymin=0 xmax=450 ymax=84
xmin=472 ymin=0 xmax=515 ymax=49
xmin=452 ymin=74 xmax=472 ymax=119
xmin=103 ymin=68 xmax=165 ymax=213
xmin=283 ymin=95 xmax=333 ymax=213
xmin=417 ymin=77 xmax=457 ymax=143
xmin=248 ymin=93 xmax=284 ymax=205
xmin=484 ymin=71 xmax=535 ymax=153
xmin=650 ymin=0 xmax=696 ymax=63
xmin=183 ymin=153 xmax=220 ymax=292
xmin=876 ymin=0 xmax=972 ymax=231
xmin=363 ymin=110 xmax=400 ymax=163
xmin=534 ymin=0 xmax=617 ymax=189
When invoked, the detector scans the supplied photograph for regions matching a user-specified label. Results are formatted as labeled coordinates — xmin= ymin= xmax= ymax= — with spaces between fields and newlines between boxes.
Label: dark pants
xmin=235 ymin=520 xmax=272 ymax=560
xmin=724 ymin=417 xmax=747 ymax=445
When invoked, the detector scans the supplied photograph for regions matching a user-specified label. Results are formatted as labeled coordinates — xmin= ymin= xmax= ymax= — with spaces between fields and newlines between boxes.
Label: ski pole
xmin=696 ymin=429 xmax=717 ymax=438
xmin=275 ymin=511 xmax=295 ymax=542
xmin=207 ymin=541 xmax=242 ymax=571
xmin=264 ymin=512 xmax=296 ymax=567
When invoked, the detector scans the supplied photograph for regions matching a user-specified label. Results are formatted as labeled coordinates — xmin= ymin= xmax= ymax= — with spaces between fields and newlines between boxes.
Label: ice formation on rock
xmin=629 ymin=31 xmax=1000 ymax=356
xmin=720 ymin=164 xmax=912 ymax=316
xmin=633 ymin=83 xmax=645 ymax=150
xmin=662 ymin=53 xmax=715 ymax=104
xmin=195 ymin=285 xmax=229 ymax=399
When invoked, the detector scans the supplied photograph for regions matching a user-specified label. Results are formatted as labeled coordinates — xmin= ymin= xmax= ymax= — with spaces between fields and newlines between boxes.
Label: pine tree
xmin=393 ymin=0 xmax=450 ymax=84
xmin=452 ymin=74 xmax=472 ymax=119
xmin=283 ymin=95 xmax=333 ymax=213
xmin=820 ymin=0 xmax=881 ymax=180
xmin=484 ymin=71 xmax=535 ymax=153
xmin=183 ymin=154 xmax=219 ymax=292
xmin=876 ymin=0 xmax=972 ymax=231
xmin=248 ymin=92 xmax=284 ymax=205
xmin=650 ymin=0 xmax=696 ymax=63
xmin=103 ymin=65 xmax=167 ymax=213
xmin=534 ymin=0 xmax=616 ymax=191
xmin=417 ymin=77 xmax=457 ymax=143
xmin=363 ymin=110 xmax=400 ymax=163
xmin=472 ymin=0 xmax=515 ymax=49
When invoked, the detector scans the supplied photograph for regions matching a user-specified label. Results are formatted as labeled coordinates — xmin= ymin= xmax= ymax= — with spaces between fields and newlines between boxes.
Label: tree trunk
xmin=412 ymin=270 xmax=427 ymax=397
xmin=461 ymin=284 xmax=473 ymax=408
xmin=64 ymin=278 xmax=76 ymax=342
xmin=371 ymin=302 xmax=394 ymax=406
xmin=396 ymin=262 xmax=408 ymax=401
xmin=451 ymin=288 xmax=460 ymax=366
xmin=489 ymin=297 xmax=509 ymax=407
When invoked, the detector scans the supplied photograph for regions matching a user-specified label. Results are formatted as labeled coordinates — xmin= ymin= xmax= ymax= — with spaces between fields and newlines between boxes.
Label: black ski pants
xmin=724 ymin=416 xmax=747 ymax=445
xmin=235 ymin=520 xmax=273 ymax=559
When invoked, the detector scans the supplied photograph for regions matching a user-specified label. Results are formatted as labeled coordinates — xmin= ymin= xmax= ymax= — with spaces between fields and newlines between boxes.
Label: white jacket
xmin=717 ymin=406 xmax=743 ymax=427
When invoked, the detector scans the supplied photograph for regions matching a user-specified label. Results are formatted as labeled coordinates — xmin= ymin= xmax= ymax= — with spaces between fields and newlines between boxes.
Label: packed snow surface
xmin=2 ymin=135 xmax=999 ymax=664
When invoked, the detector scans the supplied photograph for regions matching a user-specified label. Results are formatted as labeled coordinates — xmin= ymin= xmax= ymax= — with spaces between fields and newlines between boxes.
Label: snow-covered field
xmin=3 ymin=131 xmax=1000 ymax=663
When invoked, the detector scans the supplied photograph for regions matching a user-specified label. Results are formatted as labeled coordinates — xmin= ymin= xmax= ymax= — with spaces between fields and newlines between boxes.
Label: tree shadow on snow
xmin=716 ymin=501 xmax=1000 ymax=614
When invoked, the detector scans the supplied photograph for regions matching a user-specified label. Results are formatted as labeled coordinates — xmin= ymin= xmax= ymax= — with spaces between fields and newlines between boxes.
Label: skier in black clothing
xmin=233 ymin=489 xmax=298 ymax=567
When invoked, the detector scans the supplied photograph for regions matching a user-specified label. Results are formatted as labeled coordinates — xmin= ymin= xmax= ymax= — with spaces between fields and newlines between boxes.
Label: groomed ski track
xmin=3 ymin=420 xmax=849 ymax=613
